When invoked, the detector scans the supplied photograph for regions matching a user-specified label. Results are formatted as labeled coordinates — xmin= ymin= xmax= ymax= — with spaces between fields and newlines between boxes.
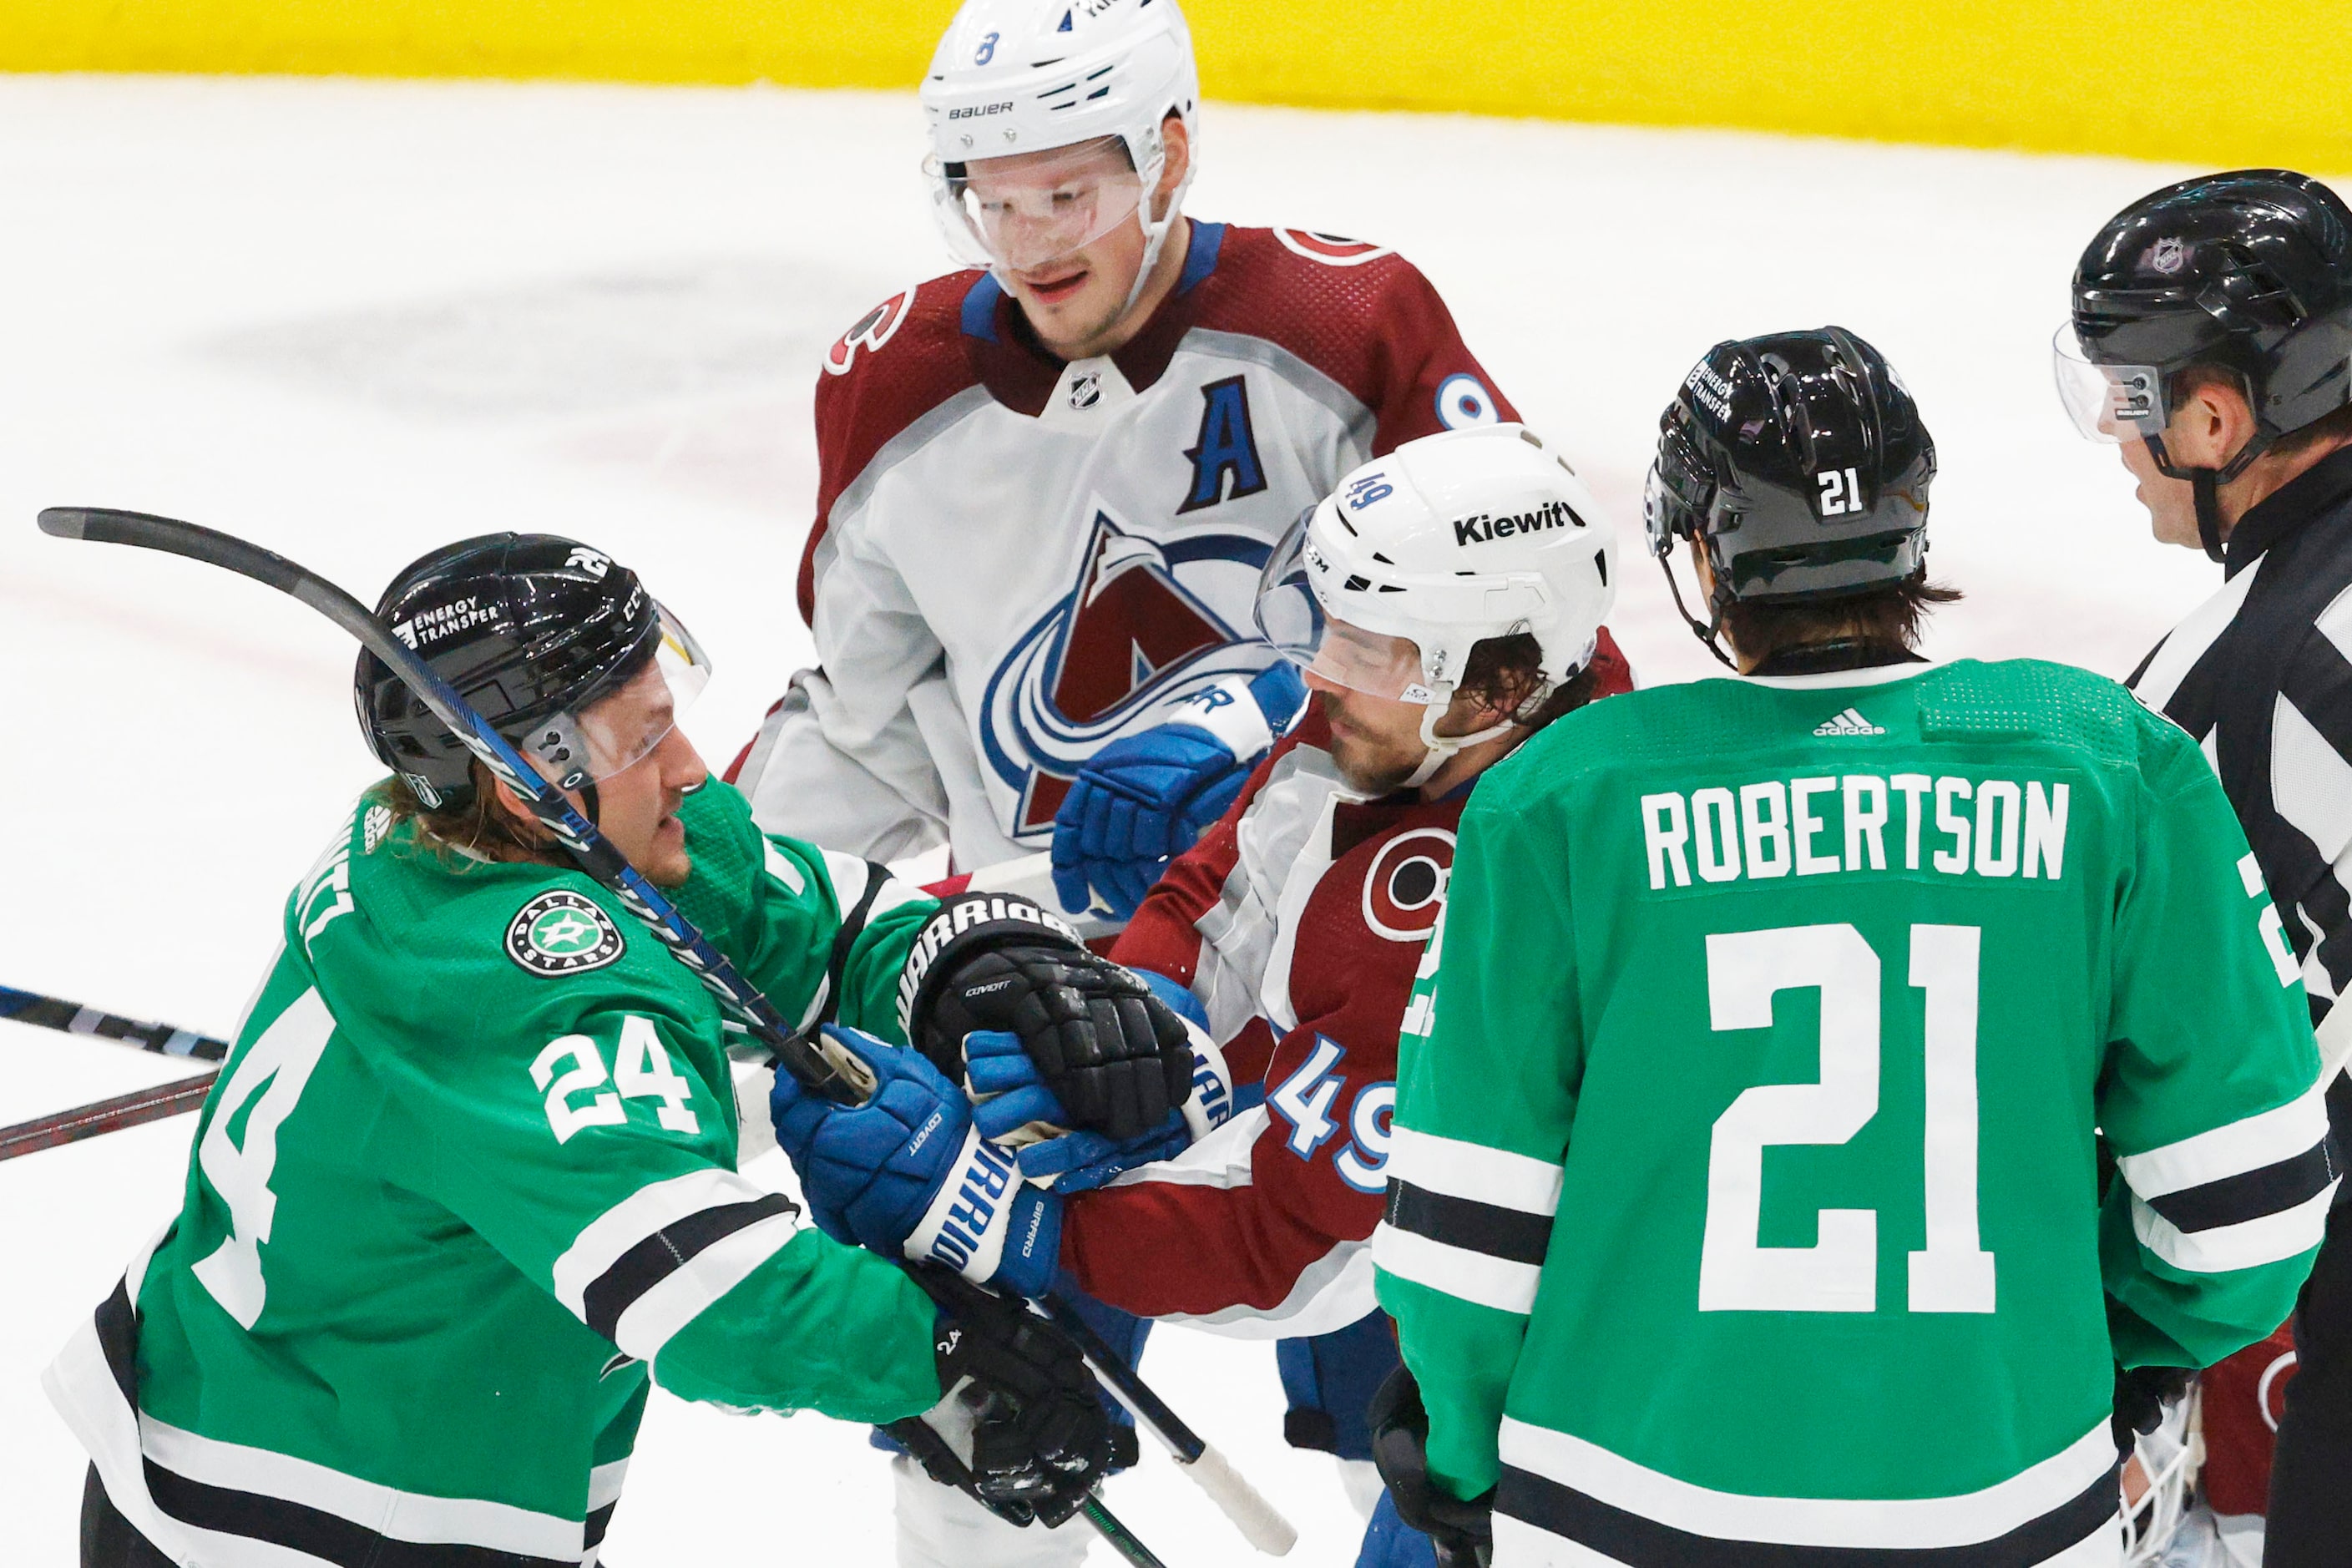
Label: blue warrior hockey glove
xmin=770 ymin=1025 xmax=1060 ymax=1296
xmin=1052 ymin=662 xmax=1308 ymax=920
xmin=963 ymin=976 xmax=1242 ymax=1193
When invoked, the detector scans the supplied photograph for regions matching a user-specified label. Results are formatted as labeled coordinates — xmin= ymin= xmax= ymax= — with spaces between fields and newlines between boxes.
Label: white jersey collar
xmin=1717 ymin=660 xmax=1936 ymax=691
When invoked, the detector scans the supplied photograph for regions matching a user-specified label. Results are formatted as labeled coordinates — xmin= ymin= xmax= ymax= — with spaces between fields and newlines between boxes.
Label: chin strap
xmin=1402 ymin=680 xmax=1553 ymax=789
xmin=1657 ymin=554 xmax=1736 ymax=670
xmin=2193 ymin=468 xmax=2227 ymax=563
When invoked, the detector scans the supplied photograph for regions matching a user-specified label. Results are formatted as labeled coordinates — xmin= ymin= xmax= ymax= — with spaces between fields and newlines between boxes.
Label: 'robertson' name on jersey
xmin=46 ymin=781 xmax=945 ymax=1568
xmin=1375 ymin=660 xmax=2333 ymax=1566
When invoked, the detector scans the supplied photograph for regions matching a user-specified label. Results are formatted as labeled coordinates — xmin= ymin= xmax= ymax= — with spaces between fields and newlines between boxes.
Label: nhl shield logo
xmin=1068 ymin=370 xmax=1104 ymax=411
xmin=2149 ymin=236 xmax=2188 ymax=276
xmin=506 ymin=890 xmax=626 ymax=977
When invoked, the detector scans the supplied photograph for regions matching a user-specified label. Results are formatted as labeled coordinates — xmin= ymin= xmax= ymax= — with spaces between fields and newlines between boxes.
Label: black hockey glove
xmin=1370 ymin=1365 xmax=1495 ymax=1568
xmin=2112 ymin=1363 xmax=2196 ymax=1453
xmin=898 ymin=892 xmax=1192 ymax=1141
xmin=889 ymin=1268 xmax=1113 ymax=1528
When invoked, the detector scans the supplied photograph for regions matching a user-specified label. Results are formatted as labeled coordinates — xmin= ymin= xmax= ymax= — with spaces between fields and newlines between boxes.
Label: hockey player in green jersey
xmin=43 ymin=534 xmax=1198 ymax=1567
xmin=1369 ymin=327 xmax=2336 ymax=1567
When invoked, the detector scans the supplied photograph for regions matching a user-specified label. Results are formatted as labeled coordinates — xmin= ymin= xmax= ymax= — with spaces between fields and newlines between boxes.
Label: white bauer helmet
xmin=1255 ymin=424 xmax=1619 ymax=787
xmin=2120 ymin=1383 xmax=2203 ymax=1568
xmin=918 ymin=0 xmax=1200 ymax=314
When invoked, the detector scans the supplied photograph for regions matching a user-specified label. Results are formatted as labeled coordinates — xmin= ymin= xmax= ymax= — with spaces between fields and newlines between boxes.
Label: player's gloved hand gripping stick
xmin=33 ymin=506 xmax=1169 ymax=1567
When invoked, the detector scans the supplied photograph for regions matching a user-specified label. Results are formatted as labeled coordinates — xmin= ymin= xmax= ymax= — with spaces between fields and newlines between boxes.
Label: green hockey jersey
xmin=46 ymin=779 xmax=946 ymax=1566
xmin=1373 ymin=660 xmax=2333 ymax=1566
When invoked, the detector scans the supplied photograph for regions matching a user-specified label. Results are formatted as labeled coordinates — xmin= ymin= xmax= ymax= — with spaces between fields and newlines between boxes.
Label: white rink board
xmin=0 ymin=74 xmax=2224 ymax=1562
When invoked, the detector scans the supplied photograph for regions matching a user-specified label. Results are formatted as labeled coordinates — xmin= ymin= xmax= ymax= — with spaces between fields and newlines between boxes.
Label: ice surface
xmin=0 ymin=72 xmax=2230 ymax=1560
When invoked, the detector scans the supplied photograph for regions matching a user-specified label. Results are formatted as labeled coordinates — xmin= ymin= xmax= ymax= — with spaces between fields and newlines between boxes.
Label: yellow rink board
xmin=7 ymin=0 xmax=2349 ymax=172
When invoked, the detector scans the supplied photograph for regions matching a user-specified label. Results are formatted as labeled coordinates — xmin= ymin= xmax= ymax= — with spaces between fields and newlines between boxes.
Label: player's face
xmin=571 ymin=665 xmax=709 ymax=886
xmin=1306 ymin=669 xmax=1498 ymax=797
xmin=964 ymin=123 xmax=1189 ymax=358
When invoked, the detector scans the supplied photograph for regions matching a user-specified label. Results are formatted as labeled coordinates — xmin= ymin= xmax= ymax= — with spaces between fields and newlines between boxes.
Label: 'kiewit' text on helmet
xmin=1644 ymin=325 xmax=1936 ymax=665
xmin=1254 ymin=423 xmax=1618 ymax=785
xmin=2056 ymin=169 xmax=2352 ymax=559
xmin=919 ymin=0 xmax=1199 ymax=309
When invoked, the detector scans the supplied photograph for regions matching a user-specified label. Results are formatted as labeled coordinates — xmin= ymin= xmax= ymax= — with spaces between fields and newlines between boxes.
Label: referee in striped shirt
xmin=2059 ymin=169 xmax=2352 ymax=1566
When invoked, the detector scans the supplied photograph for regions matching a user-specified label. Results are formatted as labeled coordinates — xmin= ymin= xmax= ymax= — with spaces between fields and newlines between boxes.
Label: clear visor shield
xmin=536 ymin=604 xmax=714 ymax=787
xmin=1252 ymin=518 xmax=1439 ymax=704
xmin=929 ymin=138 xmax=1148 ymax=274
xmin=2052 ymin=325 xmax=2167 ymax=443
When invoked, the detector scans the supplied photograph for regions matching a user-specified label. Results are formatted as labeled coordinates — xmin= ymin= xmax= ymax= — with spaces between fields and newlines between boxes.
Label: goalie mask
xmin=1254 ymin=423 xmax=1617 ymax=787
xmin=357 ymin=534 xmax=711 ymax=816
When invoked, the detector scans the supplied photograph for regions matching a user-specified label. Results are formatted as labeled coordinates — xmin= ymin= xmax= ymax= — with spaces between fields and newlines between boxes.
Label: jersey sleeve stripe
xmin=1386 ymin=1125 xmax=1565 ymax=1216
xmin=608 ymin=1209 xmax=804 ymax=1363
xmin=553 ymin=1168 xmax=795 ymax=1320
xmin=1493 ymin=1415 xmax=2116 ymax=1554
xmin=2131 ymin=1184 xmax=2334 ymax=1273
xmin=1383 ymin=1180 xmax=1554 ymax=1267
xmin=2271 ymin=693 xmax=2352 ymax=864
xmin=581 ymin=1193 xmax=800 ymax=1343
xmin=139 ymin=1411 xmax=582 ymax=1562
xmin=2112 ymin=1077 xmax=2331 ymax=1198
xmin=2141 ymin=1139 xmax=2339 ymax=1232
xmin=1373 ymin=1220 xmax=1541 ymax=1316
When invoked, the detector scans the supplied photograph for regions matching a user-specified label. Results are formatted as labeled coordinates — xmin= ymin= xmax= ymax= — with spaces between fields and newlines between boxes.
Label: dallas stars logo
xmin=504 ymin=890 xmax=626 ymax=978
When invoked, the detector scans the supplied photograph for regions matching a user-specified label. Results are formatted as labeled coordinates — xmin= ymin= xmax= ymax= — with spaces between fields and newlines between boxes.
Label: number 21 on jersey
xmin=1698 ymin=922 xmax=1994 ymax=1316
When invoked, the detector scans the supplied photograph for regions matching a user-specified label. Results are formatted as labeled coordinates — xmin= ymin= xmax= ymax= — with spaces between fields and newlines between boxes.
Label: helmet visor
xmin=1252 ymin=515 xmax=1438 ymax=704
xmin=2053 ymin=324 xmax=2167 ymax=443
xmin=929 ymin=138 xmax=1146 ymax=274
xmin=559 ymin=603 xmax=714 ymax=784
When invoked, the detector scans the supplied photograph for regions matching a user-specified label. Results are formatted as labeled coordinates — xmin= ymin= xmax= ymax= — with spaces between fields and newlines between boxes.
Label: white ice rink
xmin=0 ymin=72 xmax=2238 ymax=1561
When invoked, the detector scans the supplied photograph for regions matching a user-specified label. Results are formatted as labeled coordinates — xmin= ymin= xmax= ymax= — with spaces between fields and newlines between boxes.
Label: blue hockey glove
xmin=1053 ymin=663 xmax=1308 ymax=919
xmin=770 ymin=1026 xmax=1060 ymax=1295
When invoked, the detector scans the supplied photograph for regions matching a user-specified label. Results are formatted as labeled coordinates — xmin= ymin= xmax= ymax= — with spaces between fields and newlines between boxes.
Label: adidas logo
xmin=1813 ymin=707 xmax=1885 ymax=736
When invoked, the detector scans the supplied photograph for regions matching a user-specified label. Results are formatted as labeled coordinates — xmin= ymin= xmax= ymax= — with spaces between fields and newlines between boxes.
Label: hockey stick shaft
xmin=38 ymin=507 xmax=872 ymax=1105
xmin=1041 ymin=1292 xmax=1298 ymax=1555
xmin=2 ymin=984 xmax=229 ymax=1062
xmin=41 ymin=507 xmax=1182 ymax=1561
xmin=0 ymin=1071 xmax=218 ymax=1162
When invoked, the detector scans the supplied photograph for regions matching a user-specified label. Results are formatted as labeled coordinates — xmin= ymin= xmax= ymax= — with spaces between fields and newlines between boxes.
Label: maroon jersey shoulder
xmin=798 ymin=272 xmax=988 ymax=623
xmin=1186 ymin=226 xmax=1516 ymax=446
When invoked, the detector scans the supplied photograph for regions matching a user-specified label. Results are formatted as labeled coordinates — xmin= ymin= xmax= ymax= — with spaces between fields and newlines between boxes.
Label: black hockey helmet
xmin=1643 ymin=326 xmax=1935 ymax=663
xmin=2057 ymin=170 xmax=2352 ymax=558
xmin=356 ymin=534 xmax=711 ymax=812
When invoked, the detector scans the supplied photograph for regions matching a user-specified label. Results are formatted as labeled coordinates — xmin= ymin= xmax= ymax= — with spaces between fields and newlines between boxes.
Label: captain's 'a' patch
xmin=506 ymin=890 xmax=626 ymax=977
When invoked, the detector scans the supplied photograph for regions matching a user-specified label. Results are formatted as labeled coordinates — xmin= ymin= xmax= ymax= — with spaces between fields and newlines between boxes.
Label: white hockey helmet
xmin=1255 ymin=424 xmax=1618 ymax=785
xmin=918 ymin=0 xmax=1200 ymax=306
xmin=2121 ymin=1384 xmax=2203 ymax=1568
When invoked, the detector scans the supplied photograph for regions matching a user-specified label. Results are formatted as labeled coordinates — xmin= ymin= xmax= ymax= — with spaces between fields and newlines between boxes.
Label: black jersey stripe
xmin=95 ymin=1276 xmax=139 ymax=1411
xmin=2143 ymin=1138 xmax=2339 ymax=1232
xmin=815 ymin=859 xmax=893 ymax=1029
xmin=584 ymin=1500 xmax=617 ymax=1550
xmin=1383 ymin=1180 xmax=1554 ymax=1265
xmin=1494 ymin=1461 xmax=2116 ymax=1568
xmin=581 ymin=1192 xmax=798 ymax=1343
xmin=145 ymin=1459 xmax=575 ymax=1568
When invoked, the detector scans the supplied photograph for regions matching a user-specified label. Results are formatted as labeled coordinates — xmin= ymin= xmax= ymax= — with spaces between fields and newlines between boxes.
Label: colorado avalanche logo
xmin=1362 ymin=828 xmax=1455 ymax=942
xmin=982 ymin=508 xmax=1277 ymax=837
xmin=1274 ymin=230 xmax=1395 ymax=267
xmin=824 ymin=289 xmax=914 ymax=376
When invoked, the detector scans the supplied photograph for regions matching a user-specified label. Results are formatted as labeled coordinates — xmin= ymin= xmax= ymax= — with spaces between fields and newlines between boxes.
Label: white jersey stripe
xmin=1156 ymin=1237 xmax=1377 ymax=1339
xmin=2113 ymin=1077 xmax=2330 ymax=1199
xmin=1487 ymin=1510 xmax=2124 ymax=1567
xmin=2131 ymin=1185 xmax=2334 ymax=1273
xmin=2131 ymin=560 xmax=2263 ymax=717
xmin=552 ymin=1166 xmax=781 ymax=1322
xmin=1387 ymin=1125 xmax=1565 ymax=1216
xmin=1495 ymin=1416 xmax=2117 ymax=1550
xmin=610 ymin=1209 xmax=802 ymax=1362
xmin=139 ymin=1411 xmax=583 ymax=1558
xmin=2272 ymin=691 xmax=2352 ymax=864
xmin=1373 ymin=1219 xmax=1542 ymax=1315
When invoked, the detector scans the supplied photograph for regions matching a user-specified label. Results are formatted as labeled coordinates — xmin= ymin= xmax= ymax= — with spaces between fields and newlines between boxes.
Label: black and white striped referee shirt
xmin=2130 ymin=447 xmax=2352 ymax=1030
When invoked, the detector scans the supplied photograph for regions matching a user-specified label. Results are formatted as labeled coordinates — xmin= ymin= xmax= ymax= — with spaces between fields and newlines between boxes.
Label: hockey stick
xmin=0 ymin=1072 xmax=217 ymax=1162
xmin=39 ymin=506 xmax=1165 ymax=1558
xmin=2 ymin=984 xmax=230 ymax=1062
xmin=38 ymin=507 xmax=874 ymax=1107
xmin=1041 ymin=1292 xmax=1297 ymax=1555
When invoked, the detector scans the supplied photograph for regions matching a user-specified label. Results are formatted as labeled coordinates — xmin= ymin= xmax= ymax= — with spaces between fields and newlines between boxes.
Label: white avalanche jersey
xmin=728 ymin=221 xmax=1515 ymax=868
